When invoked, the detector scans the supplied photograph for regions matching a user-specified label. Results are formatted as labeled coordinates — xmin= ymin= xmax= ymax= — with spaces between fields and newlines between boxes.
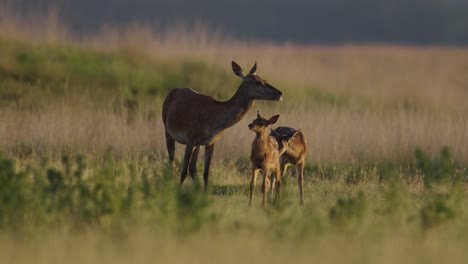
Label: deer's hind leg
xmin=297 ymin=161 xmax=305 ymax=206
xmin=165 ymin=130 xmax=176 ymax=174
xmin=203 ymin=144 xmax=215 ymax=192
xmin=189 ymin=146 xmax=200 ymax=183
xmin=180 ymin=145 xmax=197 ymax=188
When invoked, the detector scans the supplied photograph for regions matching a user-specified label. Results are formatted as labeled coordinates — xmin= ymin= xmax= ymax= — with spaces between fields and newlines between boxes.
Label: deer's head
xmin=271 ymin=126 xmax=302 ymax=154
xmin=248 ymin=112 xmax=280 ymax=134
xmin=272 ymin=126 xmax=302 ymax=141
xmin=232 ymin=61 xmax=283 ymax=101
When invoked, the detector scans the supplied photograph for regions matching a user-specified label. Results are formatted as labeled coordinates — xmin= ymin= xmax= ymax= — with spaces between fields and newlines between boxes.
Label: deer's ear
xmin=268 ymin=114 xmax=280 ymax=125
xmin=257 ymin=111 xmax=262 ymax=119
xmin=290 ymin=129 xmax=301 ymax=139
xmin=270 ymin=128 xmax=280 ymax=138
xmin=249 ymin=62 xmax=257 ymax=75
xmin=232 ymin=61 xmax=245 ymax=77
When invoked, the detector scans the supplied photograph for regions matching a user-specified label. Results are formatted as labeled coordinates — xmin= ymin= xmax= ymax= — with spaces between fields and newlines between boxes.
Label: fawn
xmin=248 ymin=112 xmax=289 ymax=207
xmin=270 ymin=126 xmax=307 ymax=205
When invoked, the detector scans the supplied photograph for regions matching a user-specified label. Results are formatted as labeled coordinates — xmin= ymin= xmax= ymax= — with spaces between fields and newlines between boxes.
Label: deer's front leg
xmin=203 ymin=143 xmax=215 ymax=192
xmin=249 ymin=168 xmax=260 ymax=207
xmin=268 ymin=173 xmax=275 ymax=201
xmin=165 ymin=130 xmax=176 ymax=176
xmin=262 ymin=169 xmax=270 ymax=208
xmin=273 ymin=164 xmax=282 ymax=204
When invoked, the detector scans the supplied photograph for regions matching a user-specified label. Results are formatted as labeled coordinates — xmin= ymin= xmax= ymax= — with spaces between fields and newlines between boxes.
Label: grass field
xmin=0 ymin=9 xmax=468 ymax=264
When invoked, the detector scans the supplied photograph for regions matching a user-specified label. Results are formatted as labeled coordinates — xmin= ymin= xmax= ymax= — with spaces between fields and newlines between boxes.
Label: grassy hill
xmin=0 ymin=37 xmax=235 ymax=108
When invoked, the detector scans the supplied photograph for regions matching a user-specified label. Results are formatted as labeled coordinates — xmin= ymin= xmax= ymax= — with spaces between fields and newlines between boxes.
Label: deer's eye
xmin=255 ymin=80 xmax=263 ymax=86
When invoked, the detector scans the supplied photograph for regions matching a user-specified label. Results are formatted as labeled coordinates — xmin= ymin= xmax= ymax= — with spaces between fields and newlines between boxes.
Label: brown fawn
xmin=248 ymin=112 xmax=289 ymax=207
xmin=162 ymin=61 xmax=283 ymax=190
xmin=271 ymin=126 xmax=307 ymax=205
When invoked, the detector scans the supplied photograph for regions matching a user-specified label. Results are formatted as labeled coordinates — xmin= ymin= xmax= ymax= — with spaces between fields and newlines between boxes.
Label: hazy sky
xmin=7 ymin=0 xmax=468 ymax=44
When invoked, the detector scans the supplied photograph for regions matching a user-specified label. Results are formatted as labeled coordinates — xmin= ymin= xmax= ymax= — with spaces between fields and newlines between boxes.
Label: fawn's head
xmin=232 ymin=61 xmax=283 ymax=101
xmin=248 ymin=112 xmax=280 ymax=134
xmin=271 ymin=126 xmax=302 ymax=151
xmin=272 ymin=127 xmax=302 ymax=141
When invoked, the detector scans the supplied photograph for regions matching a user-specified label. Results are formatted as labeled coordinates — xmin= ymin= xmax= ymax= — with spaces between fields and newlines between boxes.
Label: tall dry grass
xmin=0 ymin=105 xmax=162 ymax=157
xmin=0 ymin=5 xmax=468 ymax=164
xmin=221 ymin=106 xmax=468 ymax=164
xmin=1 ymin=104 xmax=467 ymax=164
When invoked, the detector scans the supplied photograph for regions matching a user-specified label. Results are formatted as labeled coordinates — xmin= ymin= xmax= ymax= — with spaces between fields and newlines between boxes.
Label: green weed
xmin=329 ymin=191 xmax=367 ymax=232
xmin=415 ymin=146 xmax=457 ymax=188
xmin=420 ymin=194 xmax=456 ymax=231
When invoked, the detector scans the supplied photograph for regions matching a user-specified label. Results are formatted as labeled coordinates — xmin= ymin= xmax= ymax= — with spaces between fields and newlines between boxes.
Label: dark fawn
xmin=271 ymin=126 xmax=307 ymax=205
xmin=248 ymin=112 xmax=289 ymax=207
xmin=162 ymin=62 xmax=283 ymax=190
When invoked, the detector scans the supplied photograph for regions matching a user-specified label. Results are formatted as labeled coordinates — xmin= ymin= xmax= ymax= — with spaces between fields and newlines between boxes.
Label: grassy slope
xmin=0 ymin=37 xmax=235 ymax=107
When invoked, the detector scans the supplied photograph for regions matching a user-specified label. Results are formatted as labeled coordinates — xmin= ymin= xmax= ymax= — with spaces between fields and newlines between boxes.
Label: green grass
xmin=0 ymin=38 xmax=236 ymax=109
xmin=0 ymin=150 xmax=467 ymax=263
xmin=0 ymin=148 xmax=466 ymax=234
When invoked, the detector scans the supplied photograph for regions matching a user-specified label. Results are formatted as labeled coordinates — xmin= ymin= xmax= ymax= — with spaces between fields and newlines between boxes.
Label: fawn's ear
xmin=257 ymin=110 xmax=262 ymax=119
xmin=270 ymin=128 xmax=280 ymax=138
xmin=248 ymin=62 xmax=257 ymax=75
xmin=232 ymin=61 xmax=245 ymax=77
xmin=289 ymin=129 xmax=301 ymax=139
xmin=268 ymin=114 xmax=280 ymax=125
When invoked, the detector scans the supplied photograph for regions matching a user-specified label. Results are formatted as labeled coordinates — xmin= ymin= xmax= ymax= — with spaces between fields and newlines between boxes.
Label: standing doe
xmin=271 ymin=126 xmax=307 ymax=205
xmin=248 ymin=112 xmax=289 ymax=207
xmin=162 ymin=61 xmax=283 ymax=190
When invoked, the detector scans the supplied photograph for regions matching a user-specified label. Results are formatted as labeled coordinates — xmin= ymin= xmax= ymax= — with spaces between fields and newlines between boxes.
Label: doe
xmin=162 ymin=62 xmax=283 ymax=190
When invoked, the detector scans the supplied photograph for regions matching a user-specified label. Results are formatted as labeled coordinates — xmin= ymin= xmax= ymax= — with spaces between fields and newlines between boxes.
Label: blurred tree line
xmin=7 ymin=0 xmax=468 ymax=44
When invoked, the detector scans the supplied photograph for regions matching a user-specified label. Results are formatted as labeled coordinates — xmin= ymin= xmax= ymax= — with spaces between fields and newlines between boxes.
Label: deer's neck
xmin=256 ymin=131 xmax=270 ymax=143
xmin=252 ymin=131 xmax=272 ymax=156
xmin=217 ymin=84 xmax=254 ymax=129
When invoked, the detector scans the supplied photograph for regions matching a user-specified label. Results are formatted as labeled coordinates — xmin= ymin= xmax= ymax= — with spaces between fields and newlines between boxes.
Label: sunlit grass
xmin=0 ymin=152 xmax=467 ymax=264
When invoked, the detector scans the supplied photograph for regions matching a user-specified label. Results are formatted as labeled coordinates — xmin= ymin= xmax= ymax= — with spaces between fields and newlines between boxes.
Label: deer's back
xmin=162 ymin=88 xmax=222 ymax=145
xmin=283 ymin=131 xmax=307 ymax=164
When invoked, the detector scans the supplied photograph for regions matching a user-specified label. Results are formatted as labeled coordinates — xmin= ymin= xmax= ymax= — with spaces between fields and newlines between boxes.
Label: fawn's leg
xmin=262 ymin=169 xmax=270 ymax=208
xmin=280 ymin=160 xmax=288 ymax=178
xmin=297 ymin=162 xmax=305 ymax=206
xmin=249 ymin=168 xmax=260 ymax=207
xmin=269 ymin=173 xmax=275 ymax=201
xmin=274 ymin=164 xmax=282 ymax=204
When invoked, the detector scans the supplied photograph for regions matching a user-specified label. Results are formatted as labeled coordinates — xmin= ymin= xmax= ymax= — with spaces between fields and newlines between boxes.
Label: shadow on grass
xmin=210 ymin=184 xmax=249 ymax=196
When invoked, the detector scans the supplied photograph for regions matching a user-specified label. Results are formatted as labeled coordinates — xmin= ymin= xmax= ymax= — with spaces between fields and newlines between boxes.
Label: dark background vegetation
xmin=6 ymin=0 xmax=468 ymax=45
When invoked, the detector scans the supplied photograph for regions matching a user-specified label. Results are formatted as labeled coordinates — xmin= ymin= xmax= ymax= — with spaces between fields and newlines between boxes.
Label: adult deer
xmin=248 ymin=112 xmax=289 ymax=207
xmin=162 ymin=61 xmax=283 ymax=190
xmin=271 ymin=126 xmax=307 ymax=205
